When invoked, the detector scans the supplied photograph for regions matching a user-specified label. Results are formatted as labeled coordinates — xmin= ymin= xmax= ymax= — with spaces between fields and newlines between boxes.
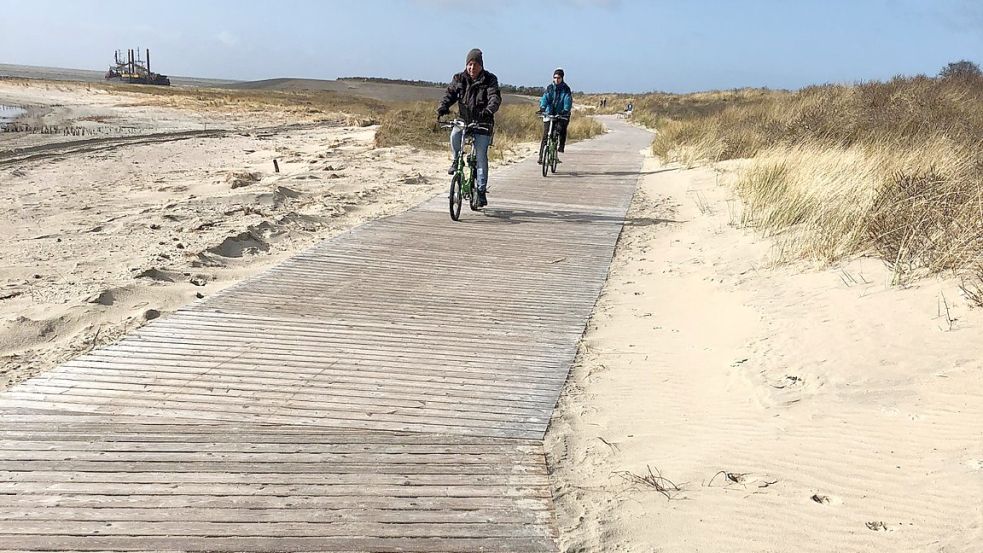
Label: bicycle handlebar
xmin=539 ymin=113 xmax=570 ymax=121
xmin=438 ymin=118 xmax=490 ymax=133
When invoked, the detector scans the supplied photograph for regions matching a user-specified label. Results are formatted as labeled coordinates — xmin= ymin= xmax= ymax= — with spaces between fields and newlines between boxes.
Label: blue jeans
xmin=450 ymin=128 xmax=491 ymax=191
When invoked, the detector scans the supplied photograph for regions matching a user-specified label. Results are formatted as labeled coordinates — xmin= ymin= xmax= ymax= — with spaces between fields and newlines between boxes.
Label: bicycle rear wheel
xmin=449 ymin=173 xmax=462 ymax=221
xmin=468 ymin=171 xmax=480 ymax=211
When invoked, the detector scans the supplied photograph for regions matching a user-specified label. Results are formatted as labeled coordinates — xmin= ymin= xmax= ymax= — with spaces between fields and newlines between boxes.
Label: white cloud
xmin=217 ymin=31 xmax=239 ymax=47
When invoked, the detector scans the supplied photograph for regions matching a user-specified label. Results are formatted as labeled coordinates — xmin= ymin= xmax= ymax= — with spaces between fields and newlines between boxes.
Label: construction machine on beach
xmin=105 ymin=48 xmax=170 ymax=86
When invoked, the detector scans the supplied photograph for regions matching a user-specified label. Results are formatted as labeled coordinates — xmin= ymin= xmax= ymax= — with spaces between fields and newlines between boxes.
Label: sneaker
xmin=447 ymin=158 xmax=458 ymax=175
xmin=537 ymin=157 xmax=543 ymax=164
xmin=558 ymin=147 xmax=565 ymax=153
xmin=477 ymin=189 xmax=487 ymax=207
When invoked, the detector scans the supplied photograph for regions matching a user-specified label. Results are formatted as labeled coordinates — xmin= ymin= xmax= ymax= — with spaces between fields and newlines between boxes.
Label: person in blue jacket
xmin=538 ymin=68 xmax=573 ymax=164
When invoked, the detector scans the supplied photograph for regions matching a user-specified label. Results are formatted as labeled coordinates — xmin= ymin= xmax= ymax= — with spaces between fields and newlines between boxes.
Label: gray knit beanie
xmin=466 ymin=48 xmax=483 ymax=66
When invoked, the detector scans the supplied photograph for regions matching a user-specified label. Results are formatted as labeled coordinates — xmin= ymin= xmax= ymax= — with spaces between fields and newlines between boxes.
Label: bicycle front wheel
xmin=449 ymin=173 xmax=462 ymax=221
xmin=550 ymin=148 xmax=558 ymax=174
xmin=541 ymin=143 xmax=549 ymax=178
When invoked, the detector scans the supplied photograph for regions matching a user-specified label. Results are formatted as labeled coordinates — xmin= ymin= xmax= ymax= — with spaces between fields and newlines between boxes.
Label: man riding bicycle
xmin=538 ymin=68 xmax=572 ymax=164
xmin=436 ymin=48 xmax=501 ymax=208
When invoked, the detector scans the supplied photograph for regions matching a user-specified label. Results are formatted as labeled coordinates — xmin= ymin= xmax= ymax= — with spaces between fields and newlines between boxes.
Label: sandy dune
xmin=547 ymin=153 xmax=982 ymax=552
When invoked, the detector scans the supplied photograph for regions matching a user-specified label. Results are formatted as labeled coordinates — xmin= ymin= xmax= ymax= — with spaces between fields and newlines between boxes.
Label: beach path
xmin=0 ymin=117 xmax=652 ymax=552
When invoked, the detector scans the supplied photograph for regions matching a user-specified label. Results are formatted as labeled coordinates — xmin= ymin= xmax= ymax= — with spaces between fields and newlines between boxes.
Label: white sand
xmin=547 ymin=154 xmax=982 ymax=552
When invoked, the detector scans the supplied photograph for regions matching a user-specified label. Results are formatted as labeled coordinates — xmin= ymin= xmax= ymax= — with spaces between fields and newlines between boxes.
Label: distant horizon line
xmin=0 ymin=60 xmax=767 ymax=95
xmin=1 ymin=60 xmax=961 ymax=96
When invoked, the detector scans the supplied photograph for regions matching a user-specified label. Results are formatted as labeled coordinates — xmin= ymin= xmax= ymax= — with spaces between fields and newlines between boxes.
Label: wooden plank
xmin=0 ymin=470 xmax=547 ymax=484
xmin=58 ymin=358 xmax=564 ymax=399
xmin=89 ymin=340 xmax=570 ymax=381
xmin=0 ymin=395 xmax=547 ymax=439
xmin=14 ymin=382 xmax=553 ymax=426
xmin=0 ymin=494 xmax=552 ymax=511
xmin=0 ymin=507 xmax=553 ymax=524
xmin=0 ymin=535 xmax=558 ymax=552
xmin=0 ymin=482 xmax=550 ymax=499
xmin=0 ymin=520 xmax=554 ymax=538
xmin=32 ymin=370 xmax=556 ymax=413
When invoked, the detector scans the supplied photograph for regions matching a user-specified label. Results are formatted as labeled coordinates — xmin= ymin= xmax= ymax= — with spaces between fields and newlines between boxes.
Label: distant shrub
xmin=938 ymin=60 xmax=982 ymax=80
xmin=375 ymin=102 xmax=604 ymax=160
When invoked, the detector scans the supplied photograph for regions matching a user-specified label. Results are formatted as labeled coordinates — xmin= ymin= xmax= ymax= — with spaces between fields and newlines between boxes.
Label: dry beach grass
xmin=374 ymin=101 xmax=605 ymax=160
xmin=612 ymin=74 xmax=983 ymax=294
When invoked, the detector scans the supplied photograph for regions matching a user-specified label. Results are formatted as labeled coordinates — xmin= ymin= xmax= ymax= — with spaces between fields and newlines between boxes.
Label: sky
xmin=2 ymin=0 xmax=981 ymax=93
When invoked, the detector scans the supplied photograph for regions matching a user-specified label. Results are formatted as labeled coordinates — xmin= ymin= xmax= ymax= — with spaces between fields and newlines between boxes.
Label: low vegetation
xmin=375 ymin=101 xmax=605 ymax=160
xmin=93 ymin=81 xmax=388 ymax=124
xmin=619 ymin=62 xmax=983 ymax=293
xmin=339 ymin=76 xmax=547 ymax=96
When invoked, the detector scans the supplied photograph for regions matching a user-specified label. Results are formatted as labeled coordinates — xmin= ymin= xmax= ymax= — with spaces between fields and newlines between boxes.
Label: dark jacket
xmin=438 ymin=70 xmax=502 ymax=135
xmin=540 ymin=82 xmax=573 ymax=115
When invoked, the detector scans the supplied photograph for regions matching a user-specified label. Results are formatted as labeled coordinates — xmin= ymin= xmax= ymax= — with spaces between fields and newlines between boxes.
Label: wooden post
xmin=273 ymin=159 xmax=280 ymax=173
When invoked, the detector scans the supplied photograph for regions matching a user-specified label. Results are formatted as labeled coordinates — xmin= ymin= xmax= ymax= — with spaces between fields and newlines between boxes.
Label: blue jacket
xmin=540 ymin=82 xmax=573 ymax=115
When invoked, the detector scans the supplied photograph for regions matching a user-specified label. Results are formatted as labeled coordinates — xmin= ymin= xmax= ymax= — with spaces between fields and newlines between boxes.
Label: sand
xmin=0 ymin=79 xmax=533 ymax=391
xmin=546 ymin=153 xmax=982 ymax=552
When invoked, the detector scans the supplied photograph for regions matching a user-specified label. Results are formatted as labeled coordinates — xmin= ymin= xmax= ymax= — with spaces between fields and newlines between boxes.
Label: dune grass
xmin=630 ymin=73 xmax=983 ymax=292
xmin=374 ymin=101 xmax=605 ymax=160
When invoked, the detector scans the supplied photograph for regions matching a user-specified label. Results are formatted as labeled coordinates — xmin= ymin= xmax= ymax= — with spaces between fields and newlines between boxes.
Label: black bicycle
xmin=539 ymin=113 xmax=569 ymax=177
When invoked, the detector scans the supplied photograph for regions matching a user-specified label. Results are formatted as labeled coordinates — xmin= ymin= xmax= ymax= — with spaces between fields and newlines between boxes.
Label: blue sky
xmin=2 ymin=0 xmax=981 ymax=92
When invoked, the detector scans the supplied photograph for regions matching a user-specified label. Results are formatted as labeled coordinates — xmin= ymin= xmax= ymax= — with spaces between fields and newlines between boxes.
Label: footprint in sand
xmin=811 ymin=493 xmax=842 ymax=506
xmin=226 ymin=171 xmax=261 ymax=189
xmin=708 ymin=471 xmax=778 ymax=489
xmin=206 ymin=230 xmax=271 ymax=258
xmin=134 ymin=267 xmax=181 ymax=283
xmin=86 ymin=287 xmax=127 ymax=306
xmin=770 ymin=374 xmax=804 ymax=389
xmin=865 ymin=521 xmax=892 ymax=532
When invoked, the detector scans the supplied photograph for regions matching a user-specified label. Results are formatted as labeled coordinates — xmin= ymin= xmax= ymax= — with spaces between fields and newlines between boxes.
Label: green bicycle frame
xmin=455 ymin=137 xmax=478 ymax=195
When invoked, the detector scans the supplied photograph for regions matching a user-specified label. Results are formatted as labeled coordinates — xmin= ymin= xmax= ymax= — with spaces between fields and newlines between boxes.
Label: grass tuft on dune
xmin=375 ymin=102 xmax=605 ymax=160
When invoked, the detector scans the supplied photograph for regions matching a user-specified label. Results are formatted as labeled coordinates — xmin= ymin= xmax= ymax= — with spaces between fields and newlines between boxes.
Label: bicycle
xmin=440 ymin=118 xmax=489 ymax=221
xmin=539 ymin=113 xmax=568 ymax=177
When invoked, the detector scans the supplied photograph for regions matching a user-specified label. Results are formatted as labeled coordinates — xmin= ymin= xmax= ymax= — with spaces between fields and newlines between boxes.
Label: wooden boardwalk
xmin=0 ymin=118 xmax=652 ymax=552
